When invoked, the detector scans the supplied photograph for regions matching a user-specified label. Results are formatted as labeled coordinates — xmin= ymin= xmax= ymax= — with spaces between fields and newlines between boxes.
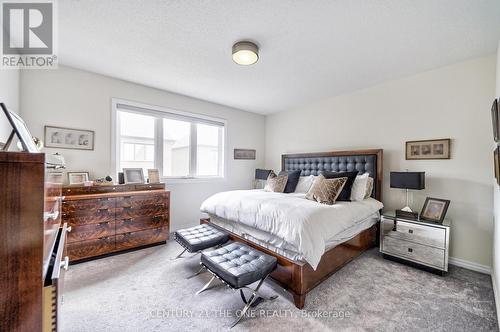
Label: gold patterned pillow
xmin=305 ymin=174 xmax=348 ymax=205
xmin=264 ymin=171 xmax=288 ymax=193
xmin=364 ymin=177 xmax=374 ymax=199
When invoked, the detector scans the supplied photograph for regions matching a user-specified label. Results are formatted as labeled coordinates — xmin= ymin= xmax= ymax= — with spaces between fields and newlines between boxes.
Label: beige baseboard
xmin=448 ymin=256 xmax=491 ymax=275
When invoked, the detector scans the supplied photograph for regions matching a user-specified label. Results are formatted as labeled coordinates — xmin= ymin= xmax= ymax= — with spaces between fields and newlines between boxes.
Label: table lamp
xmin=390 ymin=171 xmax=425 ymax=212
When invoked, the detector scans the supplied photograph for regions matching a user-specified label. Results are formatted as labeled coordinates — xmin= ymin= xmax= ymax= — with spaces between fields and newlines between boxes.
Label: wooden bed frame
xmin=201 ymin=149 xmax=383 ymax=309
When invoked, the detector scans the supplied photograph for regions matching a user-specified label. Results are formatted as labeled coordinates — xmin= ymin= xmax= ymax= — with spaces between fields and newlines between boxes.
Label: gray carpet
xmin=61 ymin=241 xmax=498 ymax=332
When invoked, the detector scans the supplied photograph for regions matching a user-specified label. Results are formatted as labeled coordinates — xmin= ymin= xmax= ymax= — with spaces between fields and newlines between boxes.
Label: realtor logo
xmin=1 ymin=1 xmax=57 ymax=68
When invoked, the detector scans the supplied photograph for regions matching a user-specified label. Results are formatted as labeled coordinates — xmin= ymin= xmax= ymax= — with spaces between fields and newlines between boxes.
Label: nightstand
xmin=380 ymin=211 xmax=451 ymax=273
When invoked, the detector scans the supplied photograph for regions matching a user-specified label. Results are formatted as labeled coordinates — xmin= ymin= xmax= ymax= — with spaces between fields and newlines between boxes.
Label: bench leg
xmin=186 ymin=266 xmax=206 ymax=279
xmin=230 ymin=277 xmax=278 ymax=328
xmin=196 ymin=275 xmax=218 ymax=295
xmin=170 ymin=248 xmax=187 ymax=260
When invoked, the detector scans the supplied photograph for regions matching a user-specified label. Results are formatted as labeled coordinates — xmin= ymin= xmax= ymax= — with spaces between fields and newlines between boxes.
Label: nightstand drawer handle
xmin=408 ymin=248 xmax=413 ymax=253
xmin=408 ymin=229 xmax=413 ymax=234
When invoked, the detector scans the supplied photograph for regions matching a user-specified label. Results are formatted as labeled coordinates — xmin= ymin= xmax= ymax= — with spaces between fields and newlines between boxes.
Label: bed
xmin=200 ymin=149 xmax=383 ymax=308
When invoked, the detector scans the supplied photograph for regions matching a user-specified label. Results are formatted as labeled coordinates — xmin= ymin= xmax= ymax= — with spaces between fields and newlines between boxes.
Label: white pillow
xmin=294 ymin=175 xmax=316 ymax=193
xmin=350 ymin=173 xmax=369 ymax=201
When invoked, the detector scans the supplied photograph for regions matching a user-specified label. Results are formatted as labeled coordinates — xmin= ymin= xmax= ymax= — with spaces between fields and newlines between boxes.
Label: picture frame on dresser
xmin=67 ymin=172 xmax=90 ymax=185
xmin=123 ymin=168 xmax=145 ymax=184
xmin=420 ymin=197 xmax=450 ymax=223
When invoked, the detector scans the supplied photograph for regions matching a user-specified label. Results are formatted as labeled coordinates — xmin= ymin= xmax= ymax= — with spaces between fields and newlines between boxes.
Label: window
xmin=113 ymin=99 xmax=225 ymax=180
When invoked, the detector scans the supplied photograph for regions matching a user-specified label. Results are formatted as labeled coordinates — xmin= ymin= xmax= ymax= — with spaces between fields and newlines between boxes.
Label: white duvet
xmin=200 ymin=190 xmax=383 ymax=269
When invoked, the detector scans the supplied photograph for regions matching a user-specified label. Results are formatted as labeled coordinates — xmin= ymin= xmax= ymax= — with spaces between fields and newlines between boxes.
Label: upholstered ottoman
xmin=197 ymin=242 xmax=278 ymax=328
xmin=173 ymin=224 xmax=229 ymax=259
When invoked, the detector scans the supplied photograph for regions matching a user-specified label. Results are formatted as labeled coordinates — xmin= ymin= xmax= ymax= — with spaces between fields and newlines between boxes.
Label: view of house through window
xmin=116 ymin=101 xmax=225 ymax=180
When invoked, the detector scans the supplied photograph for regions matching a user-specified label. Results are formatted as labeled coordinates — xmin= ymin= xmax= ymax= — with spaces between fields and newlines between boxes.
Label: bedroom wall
xmin=20 ymin=65 xmax=266 ymax=231
xmin=265 ymin=55 xmax=497 ymax=269
xmin=0 ymin=70 xmax=20 ymax=144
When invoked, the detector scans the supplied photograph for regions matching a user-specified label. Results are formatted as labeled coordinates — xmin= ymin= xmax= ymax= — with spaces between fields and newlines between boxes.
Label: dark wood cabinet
xmin=62 ymin=184 xmax=170 ymax=262
xmin=0 ymin=151 xmax=67 ymax=332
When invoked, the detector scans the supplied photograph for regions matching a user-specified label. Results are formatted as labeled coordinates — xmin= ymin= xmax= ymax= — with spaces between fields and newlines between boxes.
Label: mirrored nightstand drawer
xmin=381 ymin=217 xmax=446 ymax=249
xmin=382 ymin=236 xmax=446 ymax=270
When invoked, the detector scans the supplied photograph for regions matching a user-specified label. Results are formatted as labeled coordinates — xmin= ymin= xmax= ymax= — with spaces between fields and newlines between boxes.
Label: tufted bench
xmin=197 ymin=242 xmax=278 ymax=328
xmin=172 ymin=224 xmax=229 ymax=260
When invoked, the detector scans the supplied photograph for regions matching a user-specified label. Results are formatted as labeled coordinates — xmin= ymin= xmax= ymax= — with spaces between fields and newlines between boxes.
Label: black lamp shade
xmin=255 ymin=169 xmax=272 ymax=180
xmin=390 ymin=172 xmax=425 ymax=190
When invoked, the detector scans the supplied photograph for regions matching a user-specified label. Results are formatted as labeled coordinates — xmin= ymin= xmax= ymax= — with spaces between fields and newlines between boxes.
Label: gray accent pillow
xmin=305 ymin=174 xmax=348 ymax=205
xmin=264 ymin=171 xmax=288 ymax=193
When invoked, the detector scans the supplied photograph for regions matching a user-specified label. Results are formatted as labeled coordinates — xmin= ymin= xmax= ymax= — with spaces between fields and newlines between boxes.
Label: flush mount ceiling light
xmin=232 ymin=41 xmax=259 ymax=65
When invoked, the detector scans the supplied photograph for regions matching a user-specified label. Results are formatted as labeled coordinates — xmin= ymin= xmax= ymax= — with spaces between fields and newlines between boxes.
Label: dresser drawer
xmin=116 ymin=194 xmax=168 ymax=218
xmin=116 ymin=193 xmax=169 ymax=208
xmin=115 ymin=227 xmax=168 ymax=251
xmin=63 ymin=197 xmax=115 ymax=211
xmin=381 ymin=217 xmax=446 ymax=248
xmin=116 ymin=215 xmax=168 ymax=234
xmin=67 ymin=221 xmax=116 ymax=243
xmin=382 ymin=236 xmax=445 ymax=270
xmin=63 ymin=198 xmax=116 ymax=225
xmin=67 ymin=236 xmax=116 ymax=261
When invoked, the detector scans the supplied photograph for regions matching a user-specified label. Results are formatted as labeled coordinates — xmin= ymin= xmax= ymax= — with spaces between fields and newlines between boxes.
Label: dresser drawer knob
xmin=408 ymin=229 xmax=413 ymax=234
xmin=408 ymin=248 xmax=413 ymax=253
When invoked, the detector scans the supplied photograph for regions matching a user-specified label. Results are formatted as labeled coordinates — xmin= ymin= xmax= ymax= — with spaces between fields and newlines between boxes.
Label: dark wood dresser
xmin=61 ymin=183 xmax=170 ymax=262
xmin=0 ymin=151 xmax=68 ymax=332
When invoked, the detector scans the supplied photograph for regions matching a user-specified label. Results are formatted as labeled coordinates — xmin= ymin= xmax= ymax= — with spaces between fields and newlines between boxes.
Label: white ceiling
xmin=59 ymin=0 xmax=500 ymax=114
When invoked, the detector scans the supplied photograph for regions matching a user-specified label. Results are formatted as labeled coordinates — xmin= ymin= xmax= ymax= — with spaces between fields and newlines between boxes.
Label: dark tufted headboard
xmin=282 ymin=149 xmax=383 ymax=201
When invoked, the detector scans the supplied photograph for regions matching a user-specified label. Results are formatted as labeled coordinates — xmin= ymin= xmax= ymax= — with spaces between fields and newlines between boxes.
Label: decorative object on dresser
xmin=62 ymin=183 xmax=170 ymax=262
xmin=406 ymin=139 xmax=451 ymax=160
xmin=123 ymin=167 xmax=145 ymax=184
xmin=380 ymin=211 xmax=451 ymax=274
xmin=1 ymin=102 xmax=40 ymax=152
xmin=390 ymin=171 xmax=425 ymax=213
xmin=148 ymin=168 xmax=160 ymax=183
xmin=67 ymin=171 xmax=90 ymax=185
xmin=44 ymin=125 xmax=95 ymax=150
xmin=234 ymin=148 xmax=256 ymax=160
xmin=0 ymin=151 xmax=69 ymax=331
xmin=93 ymin=175 xmax=114 ymax=186
xmin=491 ymin=98 xmax=499 ymax=142
xmin=420 ymin=197 xmax=450 ymax=223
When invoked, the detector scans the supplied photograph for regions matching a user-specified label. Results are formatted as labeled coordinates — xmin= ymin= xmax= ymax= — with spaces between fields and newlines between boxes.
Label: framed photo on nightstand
xmin=420 ymin=197 xmax=450 ymax=223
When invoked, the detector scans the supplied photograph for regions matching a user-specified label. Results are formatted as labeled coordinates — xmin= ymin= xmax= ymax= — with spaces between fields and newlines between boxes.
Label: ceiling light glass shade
xmin=232 ymin=41 xmax=259 ymax=65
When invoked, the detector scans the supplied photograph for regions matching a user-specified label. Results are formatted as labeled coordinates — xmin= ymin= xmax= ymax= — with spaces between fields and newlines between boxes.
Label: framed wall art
xmin=406 ymin=139 xmax=451 ymax=160
xmin=44 ymin=126 xmax=95 ymax=150
xmin=234 ymin=149 xmax=256 ymax=160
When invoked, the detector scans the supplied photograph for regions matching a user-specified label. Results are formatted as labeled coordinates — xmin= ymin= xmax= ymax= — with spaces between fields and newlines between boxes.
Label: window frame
xmin=111 ymin=98 xmax=226 ymax=183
